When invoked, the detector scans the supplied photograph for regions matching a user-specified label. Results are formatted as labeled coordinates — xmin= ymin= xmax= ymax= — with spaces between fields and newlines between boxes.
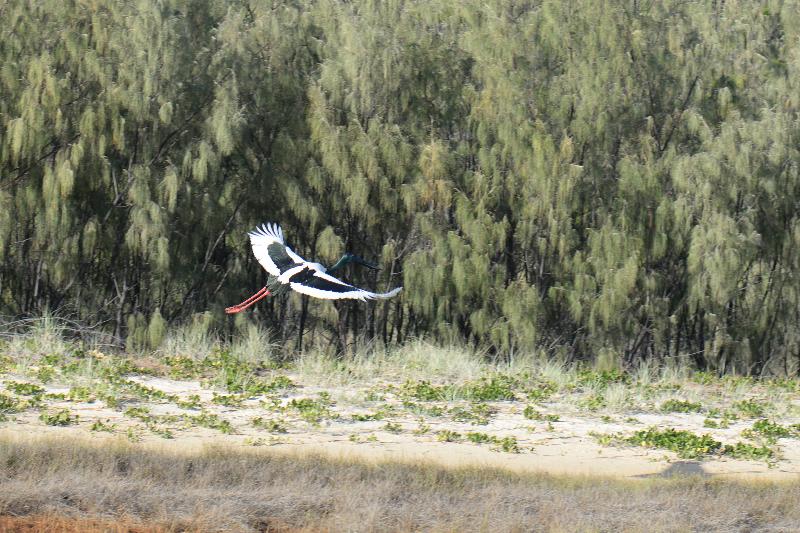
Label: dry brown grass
xmin=0 ymin=435 xmax=798 ymax=532
xmin=0 ymin=515 xmax=179 ymax=533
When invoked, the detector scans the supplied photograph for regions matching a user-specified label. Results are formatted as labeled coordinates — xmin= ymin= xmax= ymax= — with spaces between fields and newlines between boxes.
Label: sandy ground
xmin=3 ymin=374 xmax=800 ymax=482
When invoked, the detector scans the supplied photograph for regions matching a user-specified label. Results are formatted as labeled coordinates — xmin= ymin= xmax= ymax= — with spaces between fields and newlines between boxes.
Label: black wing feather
xmin=290 ymin=268 xmax=355 ymax=293
xmin=268 ymin=242 xmax=301 ymax=274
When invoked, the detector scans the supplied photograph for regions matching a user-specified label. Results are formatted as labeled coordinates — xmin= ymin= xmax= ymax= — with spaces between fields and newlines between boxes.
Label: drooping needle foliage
xmin=2 ymin=0 xmax=800 ymax=374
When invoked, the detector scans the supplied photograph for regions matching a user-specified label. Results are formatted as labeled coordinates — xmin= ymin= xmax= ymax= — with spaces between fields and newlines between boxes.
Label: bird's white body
xmin=276 ymin=264 xmax=310 ymax=284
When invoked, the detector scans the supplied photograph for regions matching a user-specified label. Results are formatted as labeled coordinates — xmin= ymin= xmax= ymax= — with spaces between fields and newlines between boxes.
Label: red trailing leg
xmin=225 ymin=286 xmax=270 ymax=314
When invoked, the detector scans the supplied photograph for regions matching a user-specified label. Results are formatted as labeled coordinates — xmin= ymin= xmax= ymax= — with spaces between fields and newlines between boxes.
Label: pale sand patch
xmin=2 ymin=424 xmax=798 ymax=481
xmin=3 ymin=374 xmax=800 ymax=482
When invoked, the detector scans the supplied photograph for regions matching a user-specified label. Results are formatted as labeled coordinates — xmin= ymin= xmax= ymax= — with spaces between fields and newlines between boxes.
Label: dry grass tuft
xmin=294 ymin=340 xmax=547 ymax=387
xmin=1 ymin=434 xmax=799 ymax=532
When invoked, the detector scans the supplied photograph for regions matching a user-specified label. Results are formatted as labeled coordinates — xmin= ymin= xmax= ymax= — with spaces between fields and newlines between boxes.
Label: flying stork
xmin=225 ymin=223 xmax=402 ymax=314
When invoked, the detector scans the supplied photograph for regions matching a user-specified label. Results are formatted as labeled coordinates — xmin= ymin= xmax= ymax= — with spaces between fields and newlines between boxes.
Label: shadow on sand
xmin=638 ymin=461 xmax=709 ymax=479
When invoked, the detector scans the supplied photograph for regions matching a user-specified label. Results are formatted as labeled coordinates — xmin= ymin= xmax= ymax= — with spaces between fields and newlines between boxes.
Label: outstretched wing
xmin=248 ymin=223 xmax=306 ymax=276
xmin=289 ymin=268 xmax=402 ymax=301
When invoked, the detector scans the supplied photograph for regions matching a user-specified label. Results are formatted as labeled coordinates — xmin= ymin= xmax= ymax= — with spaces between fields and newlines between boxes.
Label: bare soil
xmin=3 ymin=373 xmax=799 ymax=480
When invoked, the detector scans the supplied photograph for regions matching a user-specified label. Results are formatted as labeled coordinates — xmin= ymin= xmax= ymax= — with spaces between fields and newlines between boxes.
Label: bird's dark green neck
xmin=327 ymin=255 xmax=351 ymax=273
xmin=328 ymin=253 xmax=377 ymax=272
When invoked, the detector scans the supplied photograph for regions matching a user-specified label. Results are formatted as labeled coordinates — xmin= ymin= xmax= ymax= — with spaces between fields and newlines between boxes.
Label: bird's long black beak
xmin=353 ymin=255 xmax=379 ymax=270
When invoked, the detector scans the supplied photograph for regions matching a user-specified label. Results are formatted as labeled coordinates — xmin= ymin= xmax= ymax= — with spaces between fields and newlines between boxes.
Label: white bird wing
xmin=289 ymin=268 xmax=403 ymax=301
xmin=248 ymin=223 xmax=306 ymax=277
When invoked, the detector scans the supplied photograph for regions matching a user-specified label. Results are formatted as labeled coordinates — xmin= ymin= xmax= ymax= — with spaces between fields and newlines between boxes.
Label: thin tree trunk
xmin=296 ymin=295 xmax=308 ymax=354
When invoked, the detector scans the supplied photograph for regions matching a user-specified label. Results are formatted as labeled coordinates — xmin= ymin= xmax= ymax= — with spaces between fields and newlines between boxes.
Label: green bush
xmin=660 ymin=399 xmax=703 ymax=413
xmin=39 ymin=409 xmax=79 ymax=426
xmin=624 ymin=427 xmax=721 ymax=459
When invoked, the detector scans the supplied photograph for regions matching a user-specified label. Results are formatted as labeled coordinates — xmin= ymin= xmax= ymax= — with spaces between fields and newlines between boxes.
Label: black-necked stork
xmin=225 ymin=223 xmax=402 ymax=314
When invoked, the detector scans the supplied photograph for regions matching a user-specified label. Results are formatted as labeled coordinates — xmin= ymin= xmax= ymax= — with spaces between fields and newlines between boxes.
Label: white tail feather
xmin=368 ymin=287 xmax=403 ymax=300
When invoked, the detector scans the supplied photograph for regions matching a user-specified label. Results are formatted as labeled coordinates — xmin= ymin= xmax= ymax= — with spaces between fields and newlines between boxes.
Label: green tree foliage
xmin=2 ymin=0 xmax=799 ymax=374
